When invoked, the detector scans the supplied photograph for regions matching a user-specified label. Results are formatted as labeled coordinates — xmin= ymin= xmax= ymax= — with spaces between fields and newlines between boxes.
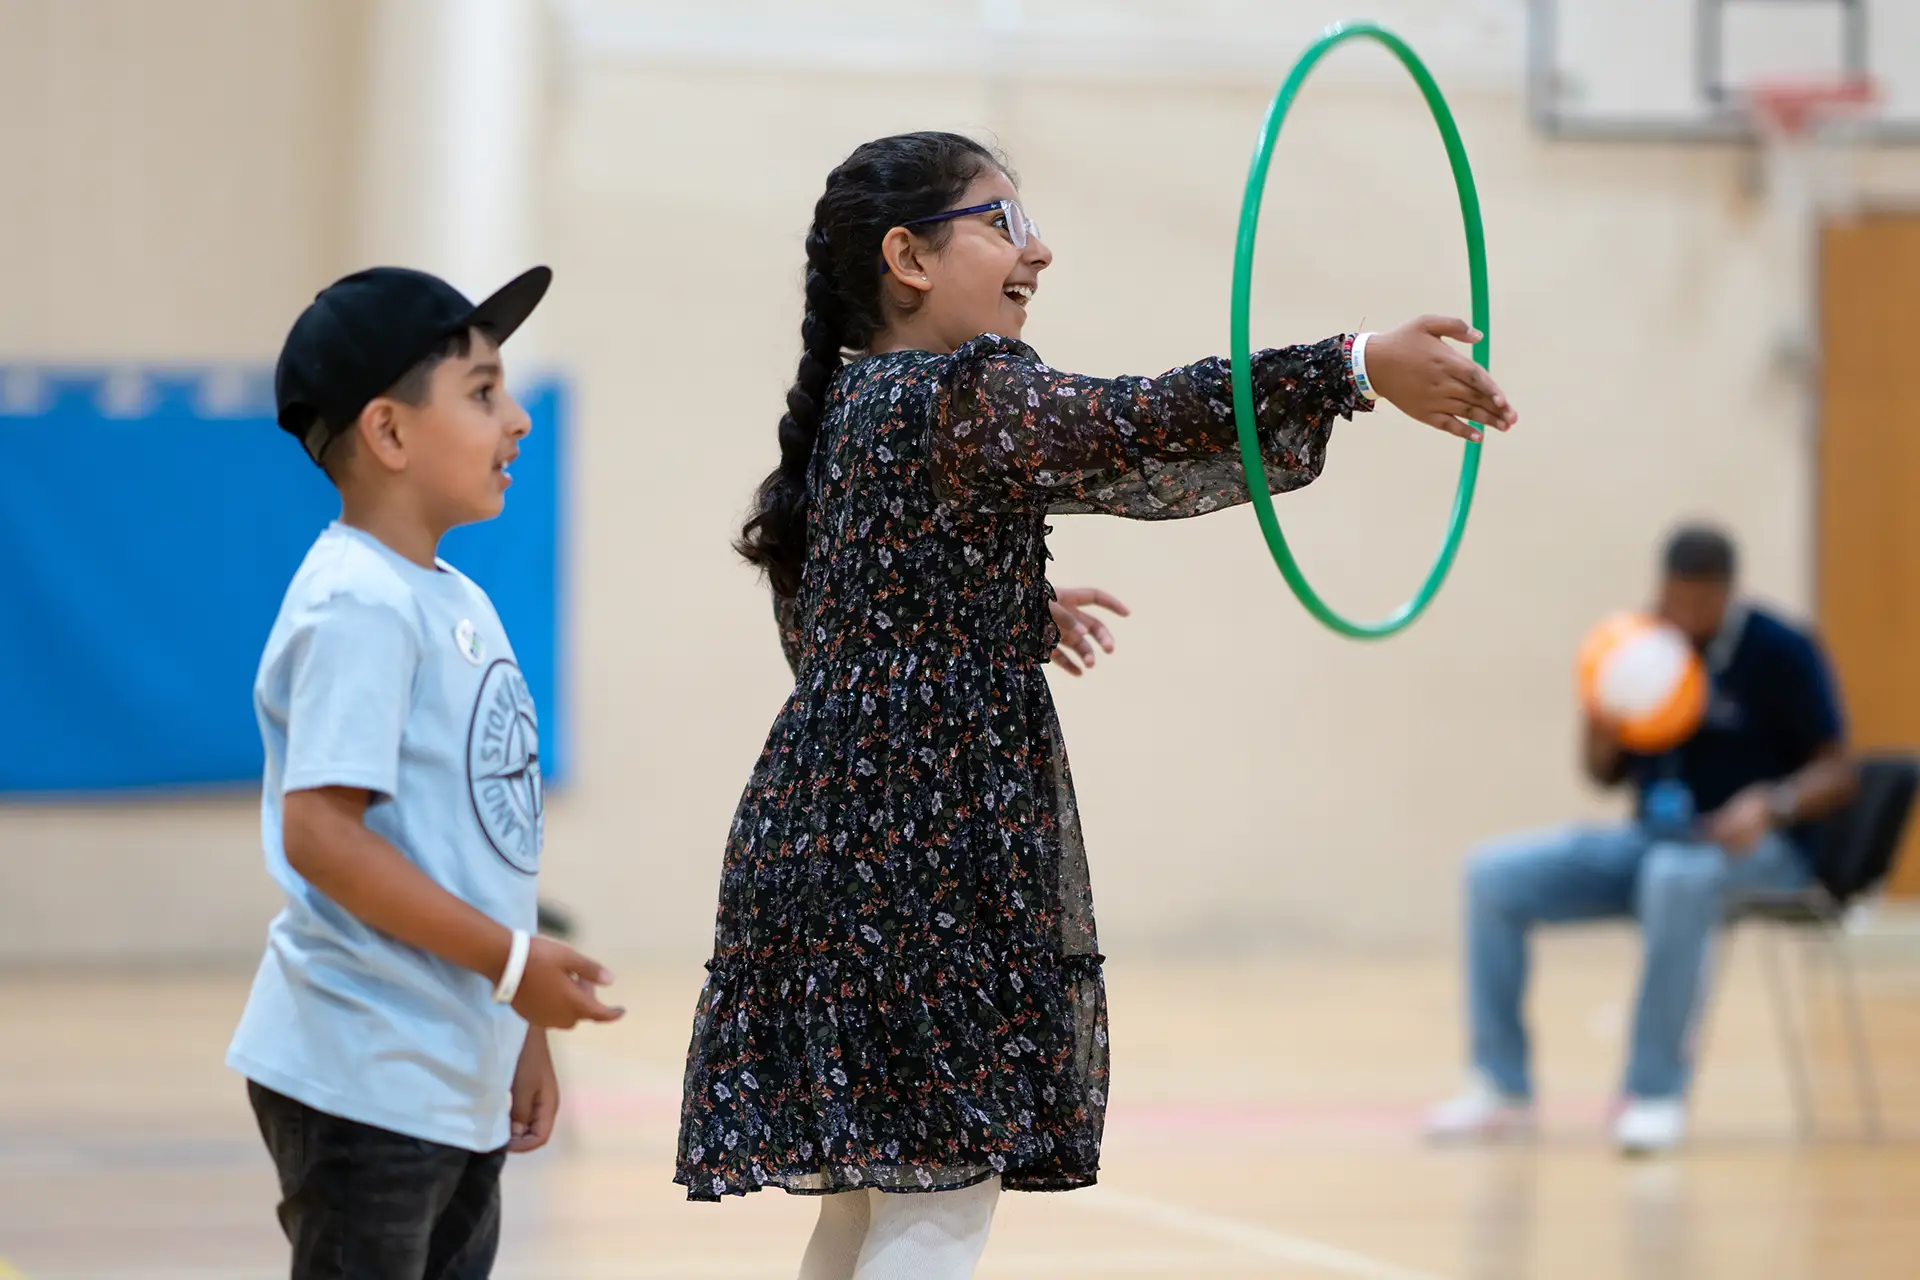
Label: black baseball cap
xmin=274 ymin=264 xmax=552 ymax=464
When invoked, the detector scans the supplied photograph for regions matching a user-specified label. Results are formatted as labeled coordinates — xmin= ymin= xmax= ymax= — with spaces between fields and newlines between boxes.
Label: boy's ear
xmin=355 ymin=398 xmax=410 ymax=473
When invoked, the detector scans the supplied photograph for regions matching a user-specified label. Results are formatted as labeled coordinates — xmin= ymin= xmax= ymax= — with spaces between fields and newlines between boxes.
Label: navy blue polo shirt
xmin=1627 ymin=604 xmax=1845 ymax=855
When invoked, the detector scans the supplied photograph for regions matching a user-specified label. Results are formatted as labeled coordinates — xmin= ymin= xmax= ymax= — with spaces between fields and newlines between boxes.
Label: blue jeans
xmin=1464 ymin=823 xmax=1812 ymax=1101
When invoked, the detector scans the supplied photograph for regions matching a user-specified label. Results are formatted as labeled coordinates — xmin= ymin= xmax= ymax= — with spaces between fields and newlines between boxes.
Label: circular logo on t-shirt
xmin=466 ymin=659 xmax=542 ymax=874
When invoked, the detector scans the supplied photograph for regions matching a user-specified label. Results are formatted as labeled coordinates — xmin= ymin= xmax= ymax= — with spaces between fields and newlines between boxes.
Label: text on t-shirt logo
xmin=466 ymin=659 xmax=542 ymax=874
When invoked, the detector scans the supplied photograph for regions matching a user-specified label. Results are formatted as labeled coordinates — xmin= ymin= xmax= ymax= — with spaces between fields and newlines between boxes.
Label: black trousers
xmin=248 ymin=1081 xmax=507 ymax=1280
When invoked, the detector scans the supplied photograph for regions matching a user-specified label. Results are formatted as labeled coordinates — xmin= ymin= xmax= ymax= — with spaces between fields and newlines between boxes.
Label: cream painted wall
xmin=0 ymin=0 xmax=368 ymax=965
xmin=6 ymin=1 xmax=1920 ymax=967
xmin=0 ymin=0 xmax=366 ymax=359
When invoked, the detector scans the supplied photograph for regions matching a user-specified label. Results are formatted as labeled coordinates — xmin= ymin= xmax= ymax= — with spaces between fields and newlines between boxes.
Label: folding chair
xmin=1723 ymin=752 xmax=1919 ymax=1140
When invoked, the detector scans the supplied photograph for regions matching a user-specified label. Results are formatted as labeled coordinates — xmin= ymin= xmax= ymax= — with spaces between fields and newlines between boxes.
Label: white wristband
xmin=1350 ymin=332 xmax=1379 ymax=402
xmin=493 ymin=928 xmax=531 ymax=1005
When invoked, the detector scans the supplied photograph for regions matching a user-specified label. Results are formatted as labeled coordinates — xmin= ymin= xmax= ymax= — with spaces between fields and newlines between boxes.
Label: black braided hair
xmin=737 ymin=131 xmax=1004 ymax=597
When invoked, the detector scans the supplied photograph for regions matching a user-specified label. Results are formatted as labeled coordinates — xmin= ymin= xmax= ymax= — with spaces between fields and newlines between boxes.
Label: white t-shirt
xmin=228 ymin=522 xmax=541 ymax=1152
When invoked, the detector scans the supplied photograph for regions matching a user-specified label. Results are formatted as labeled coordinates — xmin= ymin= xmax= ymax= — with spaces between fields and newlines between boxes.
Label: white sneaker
xmin=1613 ymin=1097 xmax=1687 ymax=1154
xmin=1424 ymin=1079 xmax=1536 ymax=1143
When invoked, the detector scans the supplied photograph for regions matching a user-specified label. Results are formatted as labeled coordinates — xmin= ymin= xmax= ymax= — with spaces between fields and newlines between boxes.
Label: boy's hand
xmin=1049 ymin=587 xmax=1130 ymax=676
xmin=512 ymin=937 xmax=625 ymax=1029
xmin=509 ymin=1027 xmax=560 ymax=1153
xmin=1366 ymin=316 xmax=1517 ymax=441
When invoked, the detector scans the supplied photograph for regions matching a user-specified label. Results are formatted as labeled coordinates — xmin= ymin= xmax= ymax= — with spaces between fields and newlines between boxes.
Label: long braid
xmin=738 ymin=196 xmax=842 ymax=598
xmin=737 ymin=132 xmax=1005 ymax=598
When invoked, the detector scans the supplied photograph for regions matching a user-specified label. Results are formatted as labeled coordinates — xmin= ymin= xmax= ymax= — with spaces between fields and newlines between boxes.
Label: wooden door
xmin=1818 ymin=212 xmax=1920 ymax=897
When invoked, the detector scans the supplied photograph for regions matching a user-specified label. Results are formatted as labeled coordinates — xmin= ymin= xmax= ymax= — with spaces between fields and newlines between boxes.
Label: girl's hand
xmin=1366 ymin=316 xmax=1517 ymax=441
xmin=1049 ymin=587 xmax=1130 ymax=675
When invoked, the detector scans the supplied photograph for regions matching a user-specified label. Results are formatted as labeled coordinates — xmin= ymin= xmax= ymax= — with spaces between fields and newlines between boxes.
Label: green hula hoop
xmin=1230 ymin=21 xmax=1490 ymax=640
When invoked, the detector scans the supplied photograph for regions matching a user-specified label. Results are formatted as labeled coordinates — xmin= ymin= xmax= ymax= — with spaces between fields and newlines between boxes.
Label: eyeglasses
xmin=902 ymin=198 xmax=1043 ymax=250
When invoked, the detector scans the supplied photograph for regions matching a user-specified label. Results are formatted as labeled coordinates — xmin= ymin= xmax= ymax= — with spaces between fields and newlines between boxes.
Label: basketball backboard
xmin=1529 ymin=0 xmax=1920 ymax=143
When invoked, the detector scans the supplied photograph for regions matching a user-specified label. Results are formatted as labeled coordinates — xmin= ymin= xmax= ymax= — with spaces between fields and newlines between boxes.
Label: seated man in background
xmin=1427 ymin=524 xmax=1856 ymax=1154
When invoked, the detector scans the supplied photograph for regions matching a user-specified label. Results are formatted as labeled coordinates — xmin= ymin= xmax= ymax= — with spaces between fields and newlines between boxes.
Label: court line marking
xmin=1071 ymin=1186 xmax=1452 ymax=1280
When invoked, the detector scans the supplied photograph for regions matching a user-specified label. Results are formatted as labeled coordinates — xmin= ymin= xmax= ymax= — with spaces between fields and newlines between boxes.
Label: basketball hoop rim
xmin=1743 ymin=75 xmax=1879 ymax=137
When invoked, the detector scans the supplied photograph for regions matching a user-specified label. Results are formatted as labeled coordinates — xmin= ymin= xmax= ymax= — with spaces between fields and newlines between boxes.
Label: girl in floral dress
xmin=678 ymin=131 xmax=1516 ymax=1279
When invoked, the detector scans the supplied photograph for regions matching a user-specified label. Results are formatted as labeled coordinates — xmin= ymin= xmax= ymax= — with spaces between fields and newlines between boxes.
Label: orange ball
xmin=1576 ymin=612 xmax=1708 ymax=754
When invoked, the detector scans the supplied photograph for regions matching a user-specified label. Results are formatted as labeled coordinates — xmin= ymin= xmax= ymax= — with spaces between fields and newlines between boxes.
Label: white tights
xmin=797 ymin=1178 xmax=1001 ymax=1280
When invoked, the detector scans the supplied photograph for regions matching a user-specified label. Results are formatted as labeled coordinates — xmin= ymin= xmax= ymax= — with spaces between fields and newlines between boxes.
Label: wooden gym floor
xmin=3 ymin=927 xmax=1918 ymax=1280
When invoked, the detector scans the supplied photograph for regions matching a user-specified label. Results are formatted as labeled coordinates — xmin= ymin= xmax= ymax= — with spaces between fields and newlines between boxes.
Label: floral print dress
xmin=676 ymin=333 xmax=1370 ymax=1201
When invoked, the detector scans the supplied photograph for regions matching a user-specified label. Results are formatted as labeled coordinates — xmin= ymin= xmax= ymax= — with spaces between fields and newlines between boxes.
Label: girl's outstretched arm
xmin=932 ymin=315 xmax=1512 ymax=518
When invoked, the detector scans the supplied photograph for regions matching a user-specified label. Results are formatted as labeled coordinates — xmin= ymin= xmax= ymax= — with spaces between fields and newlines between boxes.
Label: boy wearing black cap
xmin=228 ymin=265 xmax=623 ymax=1278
